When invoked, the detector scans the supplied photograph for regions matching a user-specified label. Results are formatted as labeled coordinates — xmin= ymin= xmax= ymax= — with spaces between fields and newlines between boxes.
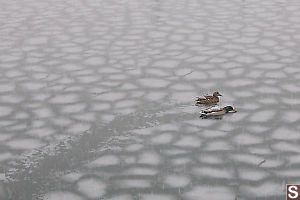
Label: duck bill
xmin=232 ymin=109 xmax=237 ymax=112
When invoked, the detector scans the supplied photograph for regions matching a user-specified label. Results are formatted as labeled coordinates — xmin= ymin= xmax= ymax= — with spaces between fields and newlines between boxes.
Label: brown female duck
xmin=195 ymin=91 xmax=222 ymax=104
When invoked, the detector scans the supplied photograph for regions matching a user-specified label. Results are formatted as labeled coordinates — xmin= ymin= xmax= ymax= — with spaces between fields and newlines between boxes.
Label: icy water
xmin=1 ymin=0 xmax=300 ymax=199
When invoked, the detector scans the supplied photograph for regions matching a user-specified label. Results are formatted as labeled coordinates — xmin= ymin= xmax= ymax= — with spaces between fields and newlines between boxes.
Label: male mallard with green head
xmin=200 ymin=106 xmax=237 ymax=118
xmin=195 ymin=91 xmax=222 ymax=104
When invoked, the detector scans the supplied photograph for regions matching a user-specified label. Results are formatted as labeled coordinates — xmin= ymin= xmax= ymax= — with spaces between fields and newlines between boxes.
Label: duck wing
xmin=203 ymin=95 xmax=213 ymax=99
xmin=205 ymin=109 xmax=226 ymax=116
xmin=201 ymin=106 xmax=222 ymax=113
xmin=196 ymin=95 xmax=213 ymax=101
xmin=196 ymin=96 xmax=206 ymax=100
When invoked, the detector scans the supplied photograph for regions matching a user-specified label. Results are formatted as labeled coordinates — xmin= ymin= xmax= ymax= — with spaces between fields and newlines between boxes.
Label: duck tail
xmin=200 ymin=113 xmax=207 ymax=118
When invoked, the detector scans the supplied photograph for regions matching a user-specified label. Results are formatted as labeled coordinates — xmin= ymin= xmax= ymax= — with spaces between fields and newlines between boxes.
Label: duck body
xmin=200 ymin=106 xmax=237 ymax=118
xmin=196 ymin=92 xmax=222 ymax=104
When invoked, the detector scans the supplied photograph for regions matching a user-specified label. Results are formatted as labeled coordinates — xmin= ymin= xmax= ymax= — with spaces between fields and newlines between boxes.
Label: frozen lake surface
xmin=0 ymin=0 xmax=300 ymax=199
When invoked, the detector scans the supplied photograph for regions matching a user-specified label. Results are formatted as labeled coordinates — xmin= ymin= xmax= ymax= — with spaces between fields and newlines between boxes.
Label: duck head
xmin=224 ymin=106 xmax=237 ymax=113
xmin=213 ymin=91 xmax=222 ymax=97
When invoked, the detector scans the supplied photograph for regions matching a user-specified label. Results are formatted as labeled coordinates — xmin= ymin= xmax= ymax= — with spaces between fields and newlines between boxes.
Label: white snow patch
xmin=138 ymin=151 xmax=161 ymax=165
xmin=184 ymin=186 xmax=234 ymax=200
xmin=198 ymin=155 xmax=223 ymax=164
xmin=0 ymin=106 xmax=12 ymax=117
xmin=233 ymin=134 xmax=262 ymax=145
xmin=61 ymin=172 xmax=82 ymax=183
xmin=163 ymin=174 xmax=190 ymax=187
xmin=84 ymin=57 xmax=105 ymax=65
xmin=138 ymin=78 xmax=169 ymax=88
xmin=240 ymin=182 xmax=282 ymax=198
xmin=7 ymin=139 xmax=43 ymax=150
xmin=152 ymin=60 xmax=179 ymax=68
xmin=249 ymin=110 xmax=275 ymax=122
xmin=50 ymin=94 xmax=78 ymax=104
xmin=151 ymin=134 xmax=173 ymax=144
xmin=67 ymin=123 xmax=90 ymax=134
xmin=97 ymin=92 xmax=126 ymax=101
xmin=141 ymin=194 xmax=175 ymax=200
xmin=88 ymin=155 xmax=120 ymax=167
xmin=205 ymin=141 xmax=233 ymax=151
xmin=272 ymin=127 xmax=300 ymax=140
xmin=60 ymin=64 xmax=83 ymax=71
xmin=0 ymin=152 xmax=13 ymax=162
xmin=117 ymin=179 xmax=151 ymax=188
xmin=255 ymin=62 xmax=283 ymax=69
xmin=193 ymin=167 xmax=233 ymax=179
xmin=238 ymin=169 xmax=267 ymax=181
xmin=77 ymin=178 xmax=106 ymax=198
xmin=175 ymin=136 xmax=201 ymax=148
xmin=27 ymin=37 xmax=48 ymax=45
xmin=43 ymin=191 xmax=83 ymax=200
xmin=124 ymin=168 xmax=157 ymax=176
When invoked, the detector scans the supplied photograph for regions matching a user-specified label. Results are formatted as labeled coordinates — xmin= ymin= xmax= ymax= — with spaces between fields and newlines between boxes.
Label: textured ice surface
xmin=43 ymin=191 xmax=83 ymax=200
xmin=124 ymin=168 xmax=157 ymax=176
xmin=84 ymin=57 xmax=105 ymax=66
xmin=184 ymin=186 xmax=234 ymax=200
xmin=249 ymin=110 xmax=276 ymax=122
xmin=233 ymin=133 xmax=262 ymax=145
xmin=77 ymin=178 xmax=106 ymax=198
xmin=1 ymin=0 xmax=300 ymax=199
xmin=231 ymin=154 xmax=264 ymax=165
xmin=240 ymin=182 xmax=283 ymax=198
xmin=140 ymin=194 xmax=175 ymax=200
xmin=272 ymin=127 xmax=300 ymax=140
xmin=61 ymin=172 xmax=82 ymax=183
xmin=0 ymin=153 xmax=13 ymax=162
xmin=175 ymin=135 xmax=201 ymax=148
xmin=117 ymin=179 xmax=151 ymax=188
xmin=106 ymin=195 xmax=132 ymax=200
xmin=138 ymin=78 xmax=169 ymax=88
xmin=238 ymin=169 xmax=267 ymax=181
xmin=163 ymin=174 xmax=190 ymax=187
xmin=0 ymin=106 xmax=12 ymax=117
xmin=88 ymin=155 xmax=120 ymax=168
xmin=7 ymin=139 xmax=44 ymax=150
xmin=151 ymin=133 xmax=173 ymax=144
xmin=198 ymin=155 xmax=223 ymax=164
xmin=138 ymin=151 xmax=161 ymax=165
xmin=193 ymin=167 xmax=233 ymax=179
xmin=205 ymin=141 xmax=233 ymax=151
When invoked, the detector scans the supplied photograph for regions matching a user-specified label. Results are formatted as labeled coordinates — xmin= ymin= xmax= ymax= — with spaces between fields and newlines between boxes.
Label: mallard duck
xmin=200 ymin=106 xmax=237 ymax=118
xmin=195 ymin=91 xmax=222 ymax=104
